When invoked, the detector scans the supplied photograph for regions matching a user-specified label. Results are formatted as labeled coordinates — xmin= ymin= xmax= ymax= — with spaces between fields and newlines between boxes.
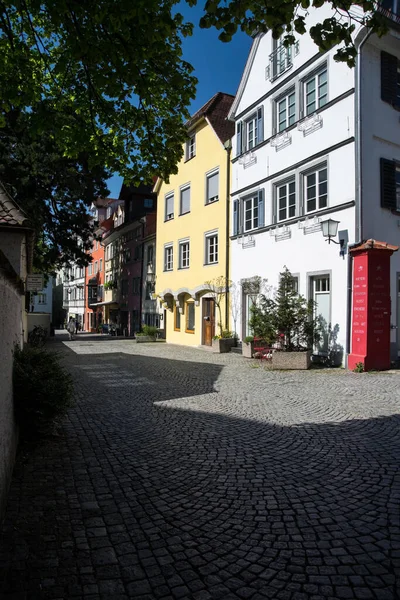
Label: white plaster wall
xmin=236 ymin=6 xmax=355 ymax=119
xmin=231 ymin=206 xmax=355 ymax=350
xmin=0 ymin=231 xmax=26 ymax=276
xmin=0 ymin=274 xmax=20 ymax=521
xmin=360 ymin=33 xmax=400 ymax=353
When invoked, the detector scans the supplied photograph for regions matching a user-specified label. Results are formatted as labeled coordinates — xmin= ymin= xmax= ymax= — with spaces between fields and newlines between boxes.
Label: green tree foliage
xmin=249 ymin=267 xmax=321 ymax=351
xmin=198 ymin=0 xmax=389 ymax=66
xmin=0 ymin=0 xmax=197 ymax=268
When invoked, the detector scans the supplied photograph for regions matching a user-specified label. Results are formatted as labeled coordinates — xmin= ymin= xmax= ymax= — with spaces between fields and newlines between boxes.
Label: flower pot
xmin=136 ymin=335 xmax=157 ymax=343
xmin=212 ymin=338 xmax=233 ymax=353
xmin=272 ymin=350 xmax=312 ymax=370
xmin=242 ymin=341 xmax=254 ymax=358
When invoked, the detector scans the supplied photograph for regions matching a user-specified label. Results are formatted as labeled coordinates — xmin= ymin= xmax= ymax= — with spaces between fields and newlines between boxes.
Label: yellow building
xmin=154 ymin=92 xmax=234 ymax=346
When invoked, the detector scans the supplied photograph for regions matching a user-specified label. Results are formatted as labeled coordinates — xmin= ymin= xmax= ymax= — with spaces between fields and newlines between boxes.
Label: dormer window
xmin=106 ymin=207 xmax=112 ymax=219
xmin=186 ymin=135 xmax=196 ymax=160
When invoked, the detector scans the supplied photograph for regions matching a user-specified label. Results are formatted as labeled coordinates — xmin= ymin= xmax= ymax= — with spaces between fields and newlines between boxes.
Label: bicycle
xmin=28 ymin=325 xmax=48 ymax=347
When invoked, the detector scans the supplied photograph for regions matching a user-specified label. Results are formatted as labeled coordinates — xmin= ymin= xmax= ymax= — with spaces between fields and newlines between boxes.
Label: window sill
xmin=204 ymin=262 xmax=218 ymax=266
xmin=206 ymin=199 xmax=219 ymax=205
xmin=179 ymin=211 xmax=191 ymax=217
xmin=174 ymin=328 xmax=181 ymax=332
xmin=185 ymin=329 xmax=195 ymax=334
xmin=163 ymin=269 xmax=173 ymax=272
xmin=184 ymin=156 xmax=196 ymax=163
xmin=164 ymin=218 xmax=174 ymax=223
xmin=178 ymin=266 xmax=190 ymax=270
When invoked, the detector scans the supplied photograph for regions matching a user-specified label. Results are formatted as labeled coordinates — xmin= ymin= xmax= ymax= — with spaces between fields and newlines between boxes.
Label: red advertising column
xmin=348 ymin=240 xmax=398 ymax=371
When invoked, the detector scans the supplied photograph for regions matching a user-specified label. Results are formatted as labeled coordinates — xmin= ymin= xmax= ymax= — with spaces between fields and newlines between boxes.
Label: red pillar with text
xmin=348 ymin=240 xmax=398 ymax=371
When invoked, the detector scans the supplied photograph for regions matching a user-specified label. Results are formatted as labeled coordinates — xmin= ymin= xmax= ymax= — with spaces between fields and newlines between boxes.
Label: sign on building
xmin=26 ymin=274 xmax=44 ymax=292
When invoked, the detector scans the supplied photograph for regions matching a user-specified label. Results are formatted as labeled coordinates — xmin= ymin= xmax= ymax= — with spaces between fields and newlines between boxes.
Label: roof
xmin=94 ymin=197 xmax=119 ymax=208
xmin=0 ymin=181 xmax=30 ymax=227
xmin=350 ymin=239 xmax=399 ymax=253
xmin=185 ymin=92 xmax=235 ymax=144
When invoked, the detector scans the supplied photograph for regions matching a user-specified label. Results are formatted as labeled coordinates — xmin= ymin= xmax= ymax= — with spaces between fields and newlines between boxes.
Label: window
xmin=315 ymin=276 xmax=330 ymax=292
xmin=206 ymin=171 xmax=219 ymax=204
xmin=381 ymin=51 xmax=400 ymax=108
xmin=175 ymin=306 xmax=181 ymax=331
xmin=276 ymin=180 xmax=296 ymax=222
xmin=186 ymin=135 xmax=196 ymax=160
xmin=233 ymin=189 xmax=265 ymax=235
xmin=121 ymin=279 xmax=128 ymax=296
xmin=146 ymin=282 xmax=155 ymax=300
xmin=88 ymin=263 xmax=93 ymax=276
xmin=144 ymin=198 xmax=153 ymax=208
xmin=291 ymin=276 xmax=299 ymax=294
xmin=165 ymin=193 xmax=174 ymax=221
xmin=277 ymin=90 xmax=296 ymax=132
xmin=147 ymin=245 xmax=154 ymax=265
xmin=304 ymin=68 xmax=328 ymax=116
xmin=380 ymin=158 xmax=400 ymax=210
xmin=179 ymin=240 xmax=190 ymax=269
xmin=94 ymin=261 xmax=98 ymax=274
xmin=271 ymin=38 xmax=293 ymax=80
xmin=236 ymin=108 xmax=264 ymax=156
xmin=180 ymin=185 xmax=191 ymax=215
xmin=99 ymin=259 xmax=103 ymax=272
xmin=107 ymin=207 xmax=112 ymax=219
xmin=132 ymin=277 xmax=141 ymax=294
xmin=304 ymin=165 xmax=328 ymax=213
xmin=186 ymin=302 xmax=195 ymax=333
xmin=205 ymin=233 xmax=218 ymax=264
xmin=134 ymin=245 xmax=142 ymax=261
xmin=164 ymin=245 xmax=173 ymax=271
xmin=244 ymin=195 xmax=259 ymax=231
xmin=38 ymin=293 xmax=47 ymax=304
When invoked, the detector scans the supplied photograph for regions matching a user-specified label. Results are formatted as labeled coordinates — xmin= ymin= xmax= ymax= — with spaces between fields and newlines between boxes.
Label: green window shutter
xmin=380 ymin=158 xmax=396 ymax=210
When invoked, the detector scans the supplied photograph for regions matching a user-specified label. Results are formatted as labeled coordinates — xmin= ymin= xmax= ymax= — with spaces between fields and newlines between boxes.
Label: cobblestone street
xmin=1 ymin=333 xmax=400 ymax=600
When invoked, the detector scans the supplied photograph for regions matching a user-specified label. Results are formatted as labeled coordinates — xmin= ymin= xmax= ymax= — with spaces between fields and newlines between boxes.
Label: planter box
xmin=136 ymin=335 xmax=157 ymax=343
xmin=212 ymin=338 xmax=234 ymax=353
xmin=272 ymin=350 xmax=312 ymax=370
xmin=242 ymin=341 xmax=254 ymax=358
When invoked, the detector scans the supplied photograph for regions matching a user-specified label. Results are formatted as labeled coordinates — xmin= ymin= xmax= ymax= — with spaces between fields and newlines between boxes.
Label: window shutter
xmin=258 ymin=189 xmax=265 ymax=228
xmin=236 ymin=122 xmax=242 ymax=157
xmin=257 ymin=107 xmax=264 ymax=144
xmin=181 ymin=187 xmax=190 ymax=214
xmin=207 ymin=172 xmax=219 ymax=202
xmin=381 ymin=51 xmax=398 ymax=105
xmin=233 ymin=199 xmax=239 ymax=235
xmin=380 ymin=158 xmax=397 ymax=209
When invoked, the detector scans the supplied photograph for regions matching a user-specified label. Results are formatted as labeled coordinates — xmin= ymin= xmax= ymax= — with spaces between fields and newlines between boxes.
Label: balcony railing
xmin=378 ymin=0 xmax=400 ymax=24
xmin=265 ymin=41 xmax=299 ymax=82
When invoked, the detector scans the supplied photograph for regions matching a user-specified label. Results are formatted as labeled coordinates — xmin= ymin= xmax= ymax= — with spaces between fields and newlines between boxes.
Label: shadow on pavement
xmin=0 ymin=339 xmax=399 ymax=599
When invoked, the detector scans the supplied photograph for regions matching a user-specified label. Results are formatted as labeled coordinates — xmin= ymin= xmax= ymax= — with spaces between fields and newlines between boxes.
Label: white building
xmin=62 ymin=264 xmax=85 ymax=329
xmin=30 ymin=277 xmax=53 ymax=317
xmin=229 ymin=6 xmax=400 ymax=362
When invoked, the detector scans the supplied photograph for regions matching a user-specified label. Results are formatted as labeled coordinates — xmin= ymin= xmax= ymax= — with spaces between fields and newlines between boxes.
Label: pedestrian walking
xmin=67 ymin=317 xmax=76 ymax=341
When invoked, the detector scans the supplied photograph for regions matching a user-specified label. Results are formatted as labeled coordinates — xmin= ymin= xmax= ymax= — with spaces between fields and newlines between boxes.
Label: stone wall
xmin=0 ymin=255 xmax=23 ymax=522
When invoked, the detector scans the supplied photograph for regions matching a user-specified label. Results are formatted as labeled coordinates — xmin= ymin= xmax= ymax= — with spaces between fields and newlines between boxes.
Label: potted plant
xmin=136 ymin=325 xmax=158 ymax=342
xmin=242 ymin=335 xmax=254 ymax=358
xmin=249 ymin=267 xmax=321 ymax=370
xmin=212 ymin=329 xmax=236 ymax=353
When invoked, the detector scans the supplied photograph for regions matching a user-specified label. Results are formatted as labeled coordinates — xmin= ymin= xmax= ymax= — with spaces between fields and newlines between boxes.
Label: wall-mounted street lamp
xmin=321 ymin=219 xmax=345 ymax=258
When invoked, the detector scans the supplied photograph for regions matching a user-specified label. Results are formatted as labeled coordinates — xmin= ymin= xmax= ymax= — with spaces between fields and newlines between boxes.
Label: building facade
xmin=155 ymin=92 xmax=234 ymax=346
xmin=229 ymin=6 xmax=400 ymax=363
xmin=30 ymin=277 xmax=53 ymax=318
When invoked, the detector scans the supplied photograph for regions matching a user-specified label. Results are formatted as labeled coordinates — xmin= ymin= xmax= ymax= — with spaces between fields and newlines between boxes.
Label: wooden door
xmin=202 ymin=298 xmax=215 ymax=346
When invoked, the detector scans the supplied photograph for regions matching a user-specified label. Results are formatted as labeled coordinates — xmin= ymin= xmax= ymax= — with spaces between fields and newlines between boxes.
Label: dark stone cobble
xmin=1 ymin=333 xmax=399 ymax=599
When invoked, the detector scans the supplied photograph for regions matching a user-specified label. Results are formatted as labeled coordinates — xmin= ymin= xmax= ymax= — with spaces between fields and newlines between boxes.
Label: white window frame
xmin=164 ymin=244 xmax=173 ymax=271
xmin=179 ymin=239 xmax=190 ymax=269
xmin=99 ymin=259 xmax=103 ymax=272
xmin=186 ymin=134 xmax=196 ymax=160
xmin=303 ymin=66 xmax=328 ymax=116
xmin=88 ymin=263 xmax=93 ymax=276
xmin=205 ymin=169 xmax=219 ymax=204
xmin=165 ymin=192 xmax=174 ymax=221
xmin=245 ymin=113 xmax=258 ymax=151
xmin=276 ymin=178 xmax=296 ymax=222
xmin=205 ymin=231 xmax=219 ymax=265
xmin=303 ymin=163 xmax=328 ymax=214
xmin=276 ymin=88 xmax=296 ymax=133
xmin=243 ymin=194 xmax=259 ymax=232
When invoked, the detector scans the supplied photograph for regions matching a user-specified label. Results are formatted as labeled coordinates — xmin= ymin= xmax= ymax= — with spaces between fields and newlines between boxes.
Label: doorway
xmin=202 ymin=298 xmax=215 ymax=346
xmin=311 ymin=274 xmax=331 ymax=354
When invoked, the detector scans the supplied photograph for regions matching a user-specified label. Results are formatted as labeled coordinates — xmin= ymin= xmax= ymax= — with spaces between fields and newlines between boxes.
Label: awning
xmin=89 ymin=301 xmax=119 ymax=307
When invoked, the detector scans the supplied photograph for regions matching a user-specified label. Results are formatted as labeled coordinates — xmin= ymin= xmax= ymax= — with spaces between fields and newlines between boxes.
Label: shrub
xmin=141 ymin=325 xmax=158 ymax=337
xmin=244 ymin=336 xmax=254 ymax=343
xmin=353 ymin=362 xmax=364 ymax=373
xmin=221 ymin=329 xmax=234 ymax=338
xmin=13 ymin=345 xmax=74 ymax=441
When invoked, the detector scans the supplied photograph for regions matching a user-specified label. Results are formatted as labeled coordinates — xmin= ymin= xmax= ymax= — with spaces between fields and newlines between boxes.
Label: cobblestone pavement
xmin=1 ymin=333 xmax=400 ymax=600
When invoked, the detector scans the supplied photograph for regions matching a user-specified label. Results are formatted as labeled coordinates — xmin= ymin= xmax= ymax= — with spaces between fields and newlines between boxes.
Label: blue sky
xmin=107 ymin=4 xmax=252 ymax=198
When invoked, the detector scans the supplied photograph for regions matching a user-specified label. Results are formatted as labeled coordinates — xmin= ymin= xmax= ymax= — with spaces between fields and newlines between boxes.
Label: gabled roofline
xmin=228 ymin=33 xmax=263 ymax=121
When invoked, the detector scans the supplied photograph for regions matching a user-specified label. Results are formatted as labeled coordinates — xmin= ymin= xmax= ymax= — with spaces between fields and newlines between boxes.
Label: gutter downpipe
xmin=224 ymin=139 xmax=232 ymax=331
xmin=346 ymin=28 xmax=371 ymax=366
